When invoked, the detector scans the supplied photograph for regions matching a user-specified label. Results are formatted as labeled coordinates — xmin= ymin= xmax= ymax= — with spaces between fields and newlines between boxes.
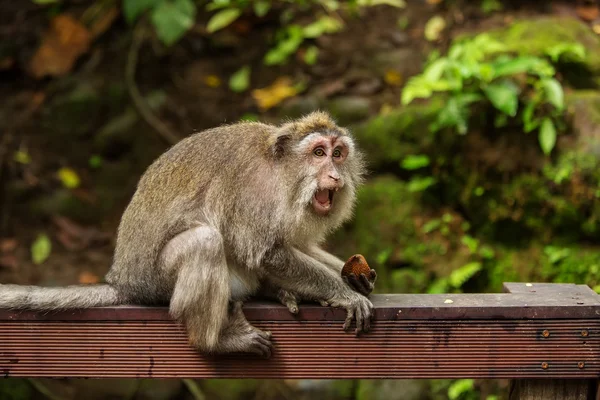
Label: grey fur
xmin=0 ymin=111 xmax=371 ymax=357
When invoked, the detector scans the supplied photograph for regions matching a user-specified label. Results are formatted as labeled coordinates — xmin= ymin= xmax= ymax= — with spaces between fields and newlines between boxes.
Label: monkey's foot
xmin=221 ymin=302 xmax=273 ymax=358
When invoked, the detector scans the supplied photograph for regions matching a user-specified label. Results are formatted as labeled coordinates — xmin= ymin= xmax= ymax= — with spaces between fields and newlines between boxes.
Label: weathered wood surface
xmin=0 ymin=282 xmax=598 ymax=379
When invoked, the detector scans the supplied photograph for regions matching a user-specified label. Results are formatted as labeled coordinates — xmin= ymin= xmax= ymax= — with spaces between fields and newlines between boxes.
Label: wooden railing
xmin=1 ymin=282 xmax=599 ymax=399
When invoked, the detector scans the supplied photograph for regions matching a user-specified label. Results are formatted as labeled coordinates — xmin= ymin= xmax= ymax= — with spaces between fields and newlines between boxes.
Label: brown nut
xmin=342 ymin=254 xmax=371 ymax=278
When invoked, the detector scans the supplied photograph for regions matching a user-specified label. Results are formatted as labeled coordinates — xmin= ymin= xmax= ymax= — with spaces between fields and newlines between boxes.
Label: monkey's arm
xmin=264 ymin=247 xmax=373 ymax=334
xmin=308 ymin=246 xmax=377 ymax=296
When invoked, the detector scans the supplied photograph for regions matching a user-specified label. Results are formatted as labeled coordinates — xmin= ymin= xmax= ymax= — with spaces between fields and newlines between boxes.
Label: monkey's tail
xmin=0 ymin=284 xmax=124 ymax=310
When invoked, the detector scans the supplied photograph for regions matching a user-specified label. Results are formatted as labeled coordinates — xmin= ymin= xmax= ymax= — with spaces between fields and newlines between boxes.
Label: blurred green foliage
xmin=402 ymin=33 xmax=585 ymax=154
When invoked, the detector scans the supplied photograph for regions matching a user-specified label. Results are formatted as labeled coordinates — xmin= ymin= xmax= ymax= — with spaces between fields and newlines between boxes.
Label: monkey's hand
xmin=344 ymin=269 xmax=377 ymax=297
xmin=326 ymin=292 xmax=374 ymax=335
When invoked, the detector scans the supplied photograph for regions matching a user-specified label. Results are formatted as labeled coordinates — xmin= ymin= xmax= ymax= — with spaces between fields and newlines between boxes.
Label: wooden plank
xmin=2 ymin=288 xmax=600 ymax=322
xmin=0 ymin=283 xmax=598 ymax=379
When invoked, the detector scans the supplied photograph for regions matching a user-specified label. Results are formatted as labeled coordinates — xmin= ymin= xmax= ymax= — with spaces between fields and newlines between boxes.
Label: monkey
xmin=0 ymin=111 xmax=375 ymax=358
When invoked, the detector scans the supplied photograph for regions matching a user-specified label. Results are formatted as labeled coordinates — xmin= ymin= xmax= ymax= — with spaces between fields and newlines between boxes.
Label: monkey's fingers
xmin=362 ymin=300 xmax=373 ymax=333
xmin=358 ymin=274 xmax=374 ymax=295
xmin=347 ymin=274 xmax=371 ymax=296
xmin=369 ymin=269 xmax=377 ymax=282
xmin=354 ymin=305 xmax=364 ymax=336
xmin=343 ymin=307 xmax=354 ymax=331
xmin=319 ymin=299 xmax=330 ymax=307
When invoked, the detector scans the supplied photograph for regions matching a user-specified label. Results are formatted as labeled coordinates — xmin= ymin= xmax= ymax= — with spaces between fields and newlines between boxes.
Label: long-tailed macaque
xmin=0 ymin=112 xmax=375 ymax=358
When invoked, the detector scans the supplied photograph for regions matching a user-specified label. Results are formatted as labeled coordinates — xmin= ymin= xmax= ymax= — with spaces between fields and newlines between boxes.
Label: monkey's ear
xmin=268 ymin=130 xmax=292 ymax=159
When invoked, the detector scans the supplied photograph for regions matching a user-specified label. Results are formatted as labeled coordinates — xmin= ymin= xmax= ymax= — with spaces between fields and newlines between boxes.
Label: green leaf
xmin=57 ymin=167 xmax=80 ymax=189
xmin=481 ymin=0 xmax=503 ymax=14
xmin=303 ymin=45 xmax=319 ymax=65
xmin=422 ymin=219 xmax=441 ymax=233
xmin=422 ymin=58 xmax=448 ymax=81
xmin=401 ymin=76 xmax=432 ymax=104
xmin=427 ymin=278 xmax=449 ymax=294
xmin=240 ymin=113 xmax=258 ymax=121
xmin=407 ymin=176 xmax=437 ymax=192
xmin=89 ymin=155 xmax=103 ymax=168
xmin=449 ymin=262 xmax=482 ymax=289
xmin=460 ymin=235 xmax=479 ymax=253
xmin=479 ymin=245 xmax=495 ymax=259
xmin=483 ymin=81 xmax=519 ymax=117
xmin=264 ymin=25 xmax=304 ymax=65
xmin=540 ymin=78 xmax=564 ymax=110
xmin=302 ymin=16 xmax=343 ymax=38
xmin=229 ymin=65 xmax=251 ymax=93
xmin=401 ymin=155 xmax=430 ymax=170
xmin=430 ymin=93 xmax=480 ymax=134
xmin=253 ymin=0 xmax=271 ymax=17
xmin=123 ymin=0 xmax=162 ymax=24
xmin=31 ymin=234 xmax=51 ymax=265
xmin=491 ymin=56 xmax=547 ymax=78
xmin=14 ymin=150 xmax=31 ymax=164
xmin=545 ymin=43 xmax=586 ymax=63
xmin=448 ymin=379 xmax=475 ymax=400
xmin=539 ymin=118 xmax=557 ymax=155
xmin=151 ymin=0 xmax=196 ymax=46
xmin=206 ymin=0 xmax=232 ymax=11
xmin=522 ymin=100 xmax=539 ymax=133
xmin=206 ymin=8 xmax=240 ymax=33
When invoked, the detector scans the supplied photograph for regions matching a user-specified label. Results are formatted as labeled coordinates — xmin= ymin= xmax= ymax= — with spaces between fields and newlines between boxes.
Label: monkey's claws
xmin=247 ymin=328 xmax=273 ymax=359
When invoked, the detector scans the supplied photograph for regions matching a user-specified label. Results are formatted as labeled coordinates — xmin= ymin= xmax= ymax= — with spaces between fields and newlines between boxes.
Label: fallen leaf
xmin=252 ymin=77 xmax=299 ymax=111
xmin=384 ymin=69 xmax=403 ymax=86
xmin=0 ymin=239 xmax=18 ymax=253
xmin=424 ymin=15 xmax=445 ymax=41
xmin=203 ymin=75 xmax=221 ymax=88
xmin=29 ymin=14 xmax=91 ymax=78
xmin=78 ymin=271 xmax=100 ymax=284
xmin=576 ymin=5 xmax=599 ymax=22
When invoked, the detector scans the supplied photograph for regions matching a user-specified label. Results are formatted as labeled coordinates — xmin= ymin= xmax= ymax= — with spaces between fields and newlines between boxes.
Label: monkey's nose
xmin=328 ymin=174 xmax=340 ymax=181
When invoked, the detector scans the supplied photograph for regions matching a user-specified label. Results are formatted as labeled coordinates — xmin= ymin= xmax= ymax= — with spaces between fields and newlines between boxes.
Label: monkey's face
xmin=298 ymin=133 xmax=352 ymax=216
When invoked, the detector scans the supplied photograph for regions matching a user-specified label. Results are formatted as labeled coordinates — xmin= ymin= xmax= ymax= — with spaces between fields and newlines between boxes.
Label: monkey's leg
xmin=166 ymin=226 xmax=271 ymax=356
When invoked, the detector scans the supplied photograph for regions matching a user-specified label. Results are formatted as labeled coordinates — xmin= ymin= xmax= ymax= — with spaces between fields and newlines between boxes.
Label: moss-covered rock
xmin=487 ymin=16 xmax=600 ymax=74
xmin=350 ymin=99 xmax=444 ymax=171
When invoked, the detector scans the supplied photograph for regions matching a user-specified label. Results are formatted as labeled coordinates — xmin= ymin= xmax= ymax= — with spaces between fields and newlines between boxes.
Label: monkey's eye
xmin=313 ymin=148 xmax=326 ymax=157
xmin=333 ymin=148 xmax=342 ymax=158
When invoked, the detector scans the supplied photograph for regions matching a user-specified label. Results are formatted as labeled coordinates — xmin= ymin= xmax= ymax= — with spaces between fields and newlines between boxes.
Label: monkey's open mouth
xmin=313 ymin=189 xmax=334 ymax=215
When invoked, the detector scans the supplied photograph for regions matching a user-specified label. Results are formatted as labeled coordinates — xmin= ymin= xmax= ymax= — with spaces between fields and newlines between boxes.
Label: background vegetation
xmin=1 ymin=0 xmax=600 ymax=399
